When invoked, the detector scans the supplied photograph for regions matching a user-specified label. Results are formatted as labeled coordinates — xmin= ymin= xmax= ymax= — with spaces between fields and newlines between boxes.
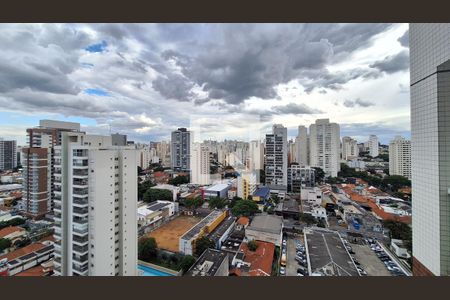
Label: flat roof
xmin=180 ymin=210 xmax=225 ymax=241
xmin=282 ymin=199 xmax=300 ymax=213
xmin=186 ymin=249 xmax=228 ymax=276
xmin=305 ymin=229 xmax=359 ymax=276
xmin=248 ymin=215 xmax=283 ymax=234
xmin=0 ymin=184 xmax=23 ymax=192
xmin=205 ymin=183 xmax=230 ymax=192
xmin=208 ymin=216 xmax=236 ymax=243
xmin=253 ymin=186 xmax=270 ymax=197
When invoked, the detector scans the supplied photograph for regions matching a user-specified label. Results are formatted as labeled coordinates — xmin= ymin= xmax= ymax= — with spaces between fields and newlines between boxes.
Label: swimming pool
xmin=138 ymin=264 xmax=174 ymax=276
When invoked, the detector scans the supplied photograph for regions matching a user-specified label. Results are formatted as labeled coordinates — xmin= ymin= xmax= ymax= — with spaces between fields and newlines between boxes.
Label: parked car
xmin=282 ymin=239 xmax=287 ymax=247
xmin=280 ymin=267 xmax=286 ymax=275
xmin=297 ymin=268 xmax=307 ymax=276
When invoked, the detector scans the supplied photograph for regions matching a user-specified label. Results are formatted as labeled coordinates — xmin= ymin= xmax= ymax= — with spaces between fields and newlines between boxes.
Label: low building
xmin=137 ymin=201 xmax=178 ymax=234
xmin=230 ymin=240 xmax=275 ymax=276
xmin=208 ymin=215 xmax=236 ymax=249
xmin=390 ymin=239 xmax=411 ymax=259
xmin=235 ymin=217 xmax=249 ymax=231
xmin=304 ymin=228 xmax=359 ymax=276
xmin=276 ymin=198 xmax=300 ymax=219
xmin=185 ymin=248 xmax=229 ymax=276
xmin=179 ymin=209 xmax=227 ymax=255
xmin=204 ymin=183 xmax=231 ymax=199
xmin=301 ymin=187 xmax=323 ymax=205
xmin=227 ymin=187 xmax=237 ymax=200
xmin=252 ymin=186 xmax=270 ymax=203
xmin=245 ymin=215 xmax=283 ymax=247
xmin=0 ymin=226 xmax=27 ymax=244
xmin=0 ymin=240 xmax=54 ymax=276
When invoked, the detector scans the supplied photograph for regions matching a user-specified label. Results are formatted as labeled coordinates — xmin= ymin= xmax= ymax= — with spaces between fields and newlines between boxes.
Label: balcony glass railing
xmin=73 ymin=244 xmax=89 ymax=254
xmin=73 ymin=207 xmax=88 ymax=215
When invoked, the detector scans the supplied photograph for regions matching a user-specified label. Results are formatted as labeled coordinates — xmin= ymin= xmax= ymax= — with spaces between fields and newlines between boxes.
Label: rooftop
xmin=180 ymin=209 xmax=225 ymax=241
xmin=185 ymin=248 xmax=228 ymax=276
xmin=236 ymin=241 xmax=275 ymax=276
xmin=253 ymin=186 xmax=270 ymax=197
xmin=205 ymin=183 xmax=230 ymax=192
xmin=208 ymin=215 xmax=236 ymax=243
xmin=248 ymin=214 xmax=283 ymax=234
xmin=0 ymin=226 xmax=25 ymax=239
xmin=237 ymin=217 xmax=249 ymax=226
xmin=305 ymin=228 xmax=359 ymax=276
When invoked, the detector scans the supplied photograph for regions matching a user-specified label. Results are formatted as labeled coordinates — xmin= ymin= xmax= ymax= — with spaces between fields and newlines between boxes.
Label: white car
xmin=282 ymin=240 xmax=287 ymax=246
xmin=280 ymin=267 xmax=286 ymax=275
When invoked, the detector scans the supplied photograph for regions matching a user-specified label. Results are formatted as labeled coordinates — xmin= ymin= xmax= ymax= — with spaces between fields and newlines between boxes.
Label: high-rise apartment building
xmin=190 ymin=143 xmax=211 ymax=185
xmin=0 ymin=139 xmax=17 ymax=171
xmin=410 ymin=23 xmax=450 ymax=276
xmin=309 ymin=119 xmax=340 ymax=177
xmin=53 ymin=132 xmax=138 ymax=276
xmin=288 ymin=139 xmax=297 ymax=164
xmin=171 ymin=128 xmax=190 ymax=171
xmin=295 ymin=125 xmax=308 ymax=166
xmin=341 ymin=136 xmax=359 ymax=160
xmin=265 ymin=124 xmax=288 ymax=189
xmin=21 ymin=120 xmax=81 ymax=219
xmin=287 ymin=165 xmax=315 ymax=193
xmin=368 ymin=135 xmax=379 ymax=158
xmin=389 ymin=136 xmax=411 ymax=179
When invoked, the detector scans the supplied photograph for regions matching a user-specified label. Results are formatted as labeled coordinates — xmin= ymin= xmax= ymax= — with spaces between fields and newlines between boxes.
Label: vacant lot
xmin=147 ymin=215 xmax=201 ymax=253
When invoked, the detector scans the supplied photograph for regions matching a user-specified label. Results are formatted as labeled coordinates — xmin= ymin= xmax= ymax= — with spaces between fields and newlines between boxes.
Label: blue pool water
xmin=138 ymin=264 xmax=174 ymax=276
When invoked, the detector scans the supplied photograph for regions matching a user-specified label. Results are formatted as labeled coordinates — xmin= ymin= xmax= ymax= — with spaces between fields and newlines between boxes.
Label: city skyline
xmin=0 ymin=24 xmax=410 ymax=145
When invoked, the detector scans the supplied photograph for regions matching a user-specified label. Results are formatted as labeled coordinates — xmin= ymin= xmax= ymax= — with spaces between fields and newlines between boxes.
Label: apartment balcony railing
xmin=73 ymin=197 xmax=88 ymax=206
xmin=73 ymin=206 xmax=88 ymax=215
xmin=72 ymin=263 xmax=89 ymax=273
xmin=73 ymin=188 xmax=88 ymax=196
xmin=73 ymin=179 xmax=88 ymax=186
xmin=72 ymin=222 xmax=89 ymax=234
xmin=72 ymin=244 xmax=89 ymax=254
xmin=73 ymin=169 xmax=88 ymax=177
xmin=73 ymin=235 xmax=89 ymax=245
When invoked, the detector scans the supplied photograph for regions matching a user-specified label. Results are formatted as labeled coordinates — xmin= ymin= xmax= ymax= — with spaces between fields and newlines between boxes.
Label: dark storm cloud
xmin=343 ymin=98 xmax=375 ymax=108
xmin=370 ymin=50 xmax=410 ymax=74
xmin=151 ymin=73 xmax=194 ymax=102
xmin=153 ymin=24 xmax=393 ymax=104
xmin=398 ymin=30 xmax=409 ymax=47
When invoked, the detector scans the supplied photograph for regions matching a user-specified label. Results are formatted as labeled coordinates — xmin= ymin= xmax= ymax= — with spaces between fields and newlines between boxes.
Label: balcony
xmin=73 ymin=222 xmax=89 ymax=234
xmin=72 ymin=253 xmax=88 ymax=263
xmin=72 ymin=159 xmax=88 ymax=169
xmin=73 ymin=169 xmax=88 ymax=177
xmin=72 ymin=235 xmax=89 ymax=246
xmin=73 ymin=179 xmax=88 ymax=187
xmin=72 ymin=263 xmax=89 ymax=275
xmin=73 ymin=207 xmax=88 ymax=217
xmin=72 ymin=244 xmax=89 ymax=255
xmin=73 ymin=197 xmax=88 ymax=207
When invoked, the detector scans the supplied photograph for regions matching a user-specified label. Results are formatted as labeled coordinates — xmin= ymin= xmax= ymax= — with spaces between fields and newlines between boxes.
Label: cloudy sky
xmin=0 ymin=23 xmax=410 ymax=145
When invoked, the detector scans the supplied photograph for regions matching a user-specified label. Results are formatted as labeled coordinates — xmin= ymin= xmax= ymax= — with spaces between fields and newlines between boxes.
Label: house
xmin=252 ymin=186 xmax=270 ymax=203
xmin=185 ymin=249 xmax=229 ymax=276
xmin=230 ymin=240 xmax=275 ymax=276
xmin=0 ymin=226 xmax=27 ymax=244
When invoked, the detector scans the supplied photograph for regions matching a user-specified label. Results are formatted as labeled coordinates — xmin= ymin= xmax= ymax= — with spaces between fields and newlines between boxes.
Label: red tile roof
xmin=0 ymin=242 xmax=46 ymax=261
xmin=237 ymin=217 xmax=249 ymax=226
xmin=239 ymin=241 xmax=275 ymax=276
xmin=0 ymin=226 xmax=25 ymax=239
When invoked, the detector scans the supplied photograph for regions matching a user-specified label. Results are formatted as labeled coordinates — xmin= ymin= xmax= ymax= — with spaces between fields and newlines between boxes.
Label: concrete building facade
xmin=171 ymin=128 xmax=190 ymax=171
xmin=265 ymin=124 xmax=288 ymax=189
xmin=309 ymin=119 xmax=340 ymax=177
xmin=389 ymin=136 xmax=411 ymax=179
xmin=410 ymin=23 xmax=450 ymax=276
xmin=53 ymin=132 xmax=138 ymax=276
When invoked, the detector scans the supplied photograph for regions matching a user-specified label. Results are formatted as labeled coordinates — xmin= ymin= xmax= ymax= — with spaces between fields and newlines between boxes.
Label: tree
xmin=138 ymin=180 xmax=156 ymax=200
xmin=381 ymin=175 xmax=411 ymax=191
xmin=180 ymin=255 xmax=196 ymax=273
xmin=313 ymin=167 xmax=325 ymax=183
xmin=231 ymin=199 xmax=259 ymax=217
xmin=137 ymin=166 xmax=143 ymax=175
xmin=0 ymin=238 xmax=11 ymax=251
xmin=184 ymin=197 xmax=203 ymax=210
xmin=247 ymin=240 xmax=258 ymax=252
xmin=138 ymin=237 xmax=158 ymax=262
xmin=194 ymin=236 xmax=215 ymax=257
xmin=299 ymin=213 xmax=316 ymax=225
xmin=0 ymin=218 xmax=25 ymax=230
xmin=208 ymin=197 xmax=229 ymax=209
xmin=383 ymin=220 xmax=412 ymax=244
xmin=168 ymin=175 xmax=189 ymax=186
xmin=143 ymin=188 xmax=172 ymax=203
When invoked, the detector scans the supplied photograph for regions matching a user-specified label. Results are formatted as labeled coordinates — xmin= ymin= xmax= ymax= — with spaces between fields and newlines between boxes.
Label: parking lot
xmin=285 ymin=237 xmax=299 ymax=276
xmin=351 ymin=243 xmax=391 ymax=276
